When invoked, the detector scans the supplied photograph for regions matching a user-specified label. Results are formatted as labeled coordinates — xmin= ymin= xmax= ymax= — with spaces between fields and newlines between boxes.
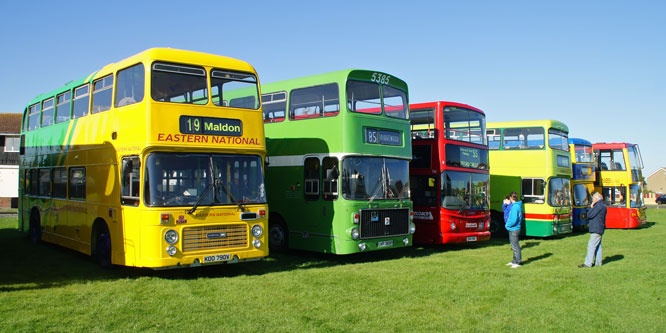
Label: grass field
xmin=1 ymin=209 xmax=665 ymax=331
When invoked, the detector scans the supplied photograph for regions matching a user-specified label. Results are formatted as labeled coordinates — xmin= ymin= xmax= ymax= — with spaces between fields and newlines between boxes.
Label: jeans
xmin=584 ymin=233 xmax=603 ymax=267
xmin=509 ymin=230 xmax=522 ymax=264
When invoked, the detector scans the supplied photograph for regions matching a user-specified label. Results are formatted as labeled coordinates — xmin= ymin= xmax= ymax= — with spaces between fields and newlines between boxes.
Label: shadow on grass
xmin=602 ymin=254 xmax=624 ymax=265
xmin=0 ymin=226 xmax=472 ymax=289
xmin=521 ymin=252 xmax=553 ymax=265
xmin=636 ymin=222 xmax=656 ymax=229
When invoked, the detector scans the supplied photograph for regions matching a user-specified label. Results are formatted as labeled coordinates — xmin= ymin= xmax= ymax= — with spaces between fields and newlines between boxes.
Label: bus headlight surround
xmin=252 ymin=224 xmax=263 ymax=238
xmin=253 ymin=239 xmax=262 ymax=249
xmin=351 ymin=227 xmax=360 ymax=240
xmin=410 ymin=222 xmax=416 ymax=234
xmin=450 ymin=222 xmax=456 ymax=231
xmin=358 ymin=243 xmax=367 ymax=251
xmin=165 ymin=229 xmax=179 ymax=244
xmin=403 ymin=237 xmax=409 ymax=245
xmin=166 ymin=245 xmax=177 ymax=256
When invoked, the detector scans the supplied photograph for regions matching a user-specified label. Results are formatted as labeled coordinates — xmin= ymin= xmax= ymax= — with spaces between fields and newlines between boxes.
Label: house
xmin=646 ymin=167 xmax=666 ymax=195
xmin=0 ymin=113 xmax=21 ymax=208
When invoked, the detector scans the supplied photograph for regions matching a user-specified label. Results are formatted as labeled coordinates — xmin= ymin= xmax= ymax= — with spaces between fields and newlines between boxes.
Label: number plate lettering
xmin=203 ymin=253 xmax=231 ymax=263
xmin=466 ymin=236 xmax=478 ymax=242
xmin=377 ymin=240 xmax=394 ymax=248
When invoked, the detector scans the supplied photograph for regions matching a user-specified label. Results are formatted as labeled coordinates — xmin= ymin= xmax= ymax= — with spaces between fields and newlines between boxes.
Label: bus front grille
xmin=182 ymin=224 xmax=248 ymax=252
xmin=359 ymin=208 xmax=409 ymax=239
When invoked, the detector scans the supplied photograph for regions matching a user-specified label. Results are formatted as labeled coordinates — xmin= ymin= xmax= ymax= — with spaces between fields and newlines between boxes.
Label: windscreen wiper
xmin=187 ymin=182 xmax=214 ymax=215
xmin=218 ymin=181 xmax=245 ymax=212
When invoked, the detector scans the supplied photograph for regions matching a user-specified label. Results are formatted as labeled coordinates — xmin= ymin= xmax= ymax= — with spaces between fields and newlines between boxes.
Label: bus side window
xmin=30 ymin=169 xmax=39 ymax=195
xmin=38 ymin=168 xmax=51 ymax=197
xmin=92 ymin=75 xmax=114 ymax=114
xmin=304 ymin=157 xmax=320 ymax=200
xmin=121 ymin=156 xmax=141 ymax=206
xmin=41 ymin=98 xmax=55 ymax=128
xmin=522 ymin=178 xmax=545 ymax=204
xmin=322 ymin=157 xmax=339 ymax=200
xmin=52 ymin=168 xmax=67 ymax=198
xmin=72 ymin=84 xmax=90 ymax=119
xmin=69 ymin=168 xmax=86 ymax=200
xmin=115 ymin=64 xmax=145 ymax=108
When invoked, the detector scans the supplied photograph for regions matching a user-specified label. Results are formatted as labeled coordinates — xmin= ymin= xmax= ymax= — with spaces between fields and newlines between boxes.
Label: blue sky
xmin=1 ymin=1 xmax=663 ymax=176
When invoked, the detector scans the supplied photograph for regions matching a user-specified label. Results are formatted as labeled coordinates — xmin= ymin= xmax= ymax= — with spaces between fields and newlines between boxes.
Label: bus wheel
xmin=268 ymin=217 xmax=288 ymax=251
xmin=93 ymin=224 xmax=112 ymax=268
xmin=29 ymin=209 xmax=41 ymax=244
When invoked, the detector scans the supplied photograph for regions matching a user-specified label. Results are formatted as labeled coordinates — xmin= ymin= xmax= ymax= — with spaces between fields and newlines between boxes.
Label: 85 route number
xmin=371 ymin=72 xmax=391 ymax=85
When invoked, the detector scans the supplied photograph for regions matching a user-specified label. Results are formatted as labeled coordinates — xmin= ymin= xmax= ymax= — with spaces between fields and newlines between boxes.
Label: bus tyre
xmin=93 ymin=224 xmax=112 ymax=268
xmin=29 ymin=210 xmax=41 ymax=244
xmin=268 ymin=218 xmax=288 ymax=251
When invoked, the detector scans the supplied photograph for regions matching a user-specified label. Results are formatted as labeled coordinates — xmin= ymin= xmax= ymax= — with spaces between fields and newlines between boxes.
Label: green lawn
xmin=1 ymin=209 xmax=665 ymax=331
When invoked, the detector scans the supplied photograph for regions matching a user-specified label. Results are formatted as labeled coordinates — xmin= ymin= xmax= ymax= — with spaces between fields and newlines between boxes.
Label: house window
xmin=4 ymin=137 xmax=19 ymax=152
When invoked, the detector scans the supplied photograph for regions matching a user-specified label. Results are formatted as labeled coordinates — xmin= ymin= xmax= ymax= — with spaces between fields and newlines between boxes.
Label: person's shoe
xmin=578 ymin=264 xmax=591 ymax=268
xmin=511 ymin=263 xmax=521 ymax=268
xmin=506 ymin=262 xmax=514 ymax=266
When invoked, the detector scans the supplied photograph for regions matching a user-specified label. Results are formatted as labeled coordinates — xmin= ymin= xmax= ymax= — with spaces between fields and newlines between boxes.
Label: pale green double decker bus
xmin=262 ymin=69 xmax=415 ymax=254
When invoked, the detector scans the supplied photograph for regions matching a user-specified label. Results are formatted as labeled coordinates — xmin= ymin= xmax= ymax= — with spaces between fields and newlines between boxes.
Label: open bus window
xmin=410 ymin=108 xmax=436 ymax=139
xmin=522 ymin=178 xmax=545 ymax=204
xmin=211 ymin=70 xmax=259 ymax=110
xmin=322 ymin=157 xmax=339 ymax=200
xmin=121 ymin=156 xmax=141 ymax=206
xmin=598 ymin=149 xmax=626 ymax=171
xmin=383 ymin=85 xmax=408 ymax=119
xmin=151 ymin=62 xmax=208 ymax=105
xmin=262 ymin=92 xmax=286 ymax=123
xmin=443 ymin=106 xmax=486 ymax=145
xmin=548 ymin=177 xmax=571 ymax=207
xmin=503 ymin=127 xmax=544 ymax=150
xmin=115 ymin=63 xmax=145 ymax=108
xmin=291 ymin=83 xmax=339 ymax=119
xmin=304 ymin=157 xmax=320 ymax=200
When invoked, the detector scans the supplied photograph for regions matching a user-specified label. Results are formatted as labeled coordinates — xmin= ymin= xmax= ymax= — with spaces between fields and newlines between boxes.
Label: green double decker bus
xmin=262 ymin=69 xmax=415 ymax=254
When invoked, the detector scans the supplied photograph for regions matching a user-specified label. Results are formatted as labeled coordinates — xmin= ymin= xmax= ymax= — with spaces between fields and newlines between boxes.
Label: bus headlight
xmin=351 ymin=228 xmax=360 ymax=240
xmin=358 ymin=243 xmax=367 ymax=251
xmin=410 ymin=223 xmax=416 ymax=234
xmin=165 ymin=229 xmax=179 ymax=244
xmin=252 ymin=224 xmax=263 ymax=238
xmin=450 ymin=222 xmax=456 ymax=230
xmin=166 ymin=245 xmax=177 ymax=256
xmin=253 ymin=239 xmax=262 ymax=249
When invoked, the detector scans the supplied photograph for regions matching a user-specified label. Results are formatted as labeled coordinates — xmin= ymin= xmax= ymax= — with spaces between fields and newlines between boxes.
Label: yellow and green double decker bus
xmin=262 ymin=69 xmax=415 ymax=254
xmin=19 ymin=48 xmax=268 ymax=268
xmin=486 ymin=120 xmax=572 ymax=237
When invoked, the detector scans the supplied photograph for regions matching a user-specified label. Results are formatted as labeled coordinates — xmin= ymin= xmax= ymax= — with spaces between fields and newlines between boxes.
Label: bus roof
xmin=568 ymin=138 xmax=592 ymax=146
xmin=487 ymin=119 xmax=568 ymax=132
xmin=25 ymin=48 xmax=257 ymax=108
xmin=592 ymin=142 xmax=637 ymax=149
xmin=410 ymin=101 xmax=485 ymax=115
xmin=261 ymin=69 xmax=408 ymax=94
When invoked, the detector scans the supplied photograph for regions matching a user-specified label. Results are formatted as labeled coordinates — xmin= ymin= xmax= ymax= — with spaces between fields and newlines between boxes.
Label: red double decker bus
xmin=409 ymin=101 xmax=490 ymax=244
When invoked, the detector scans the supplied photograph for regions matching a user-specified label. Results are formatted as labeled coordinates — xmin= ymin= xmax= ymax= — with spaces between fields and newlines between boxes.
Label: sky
xmin=0 ymin=1 xmax=663 ymax=176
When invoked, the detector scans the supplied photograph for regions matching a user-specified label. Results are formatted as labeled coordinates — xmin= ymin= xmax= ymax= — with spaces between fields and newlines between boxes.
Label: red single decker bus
xmin=409 ymin=101 xmax=490 ymax=244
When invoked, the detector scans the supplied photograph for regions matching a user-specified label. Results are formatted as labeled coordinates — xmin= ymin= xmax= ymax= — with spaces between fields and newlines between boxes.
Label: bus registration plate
xmin=465 ymin=222 xmax=477 ymax=228
xmin=203 ymin=253 xmax=231 ymax=263
xmin=377 ymin=240 xmax=394 ymax=248
xmin=466 ymin=236 xmax=477 ymax=242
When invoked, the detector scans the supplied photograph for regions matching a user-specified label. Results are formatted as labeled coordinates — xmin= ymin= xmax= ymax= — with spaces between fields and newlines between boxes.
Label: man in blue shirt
xmin=505 ymin=192 xmax=523 ymax=268
xmin=579 ymin=192 xmax=607 ymax=268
